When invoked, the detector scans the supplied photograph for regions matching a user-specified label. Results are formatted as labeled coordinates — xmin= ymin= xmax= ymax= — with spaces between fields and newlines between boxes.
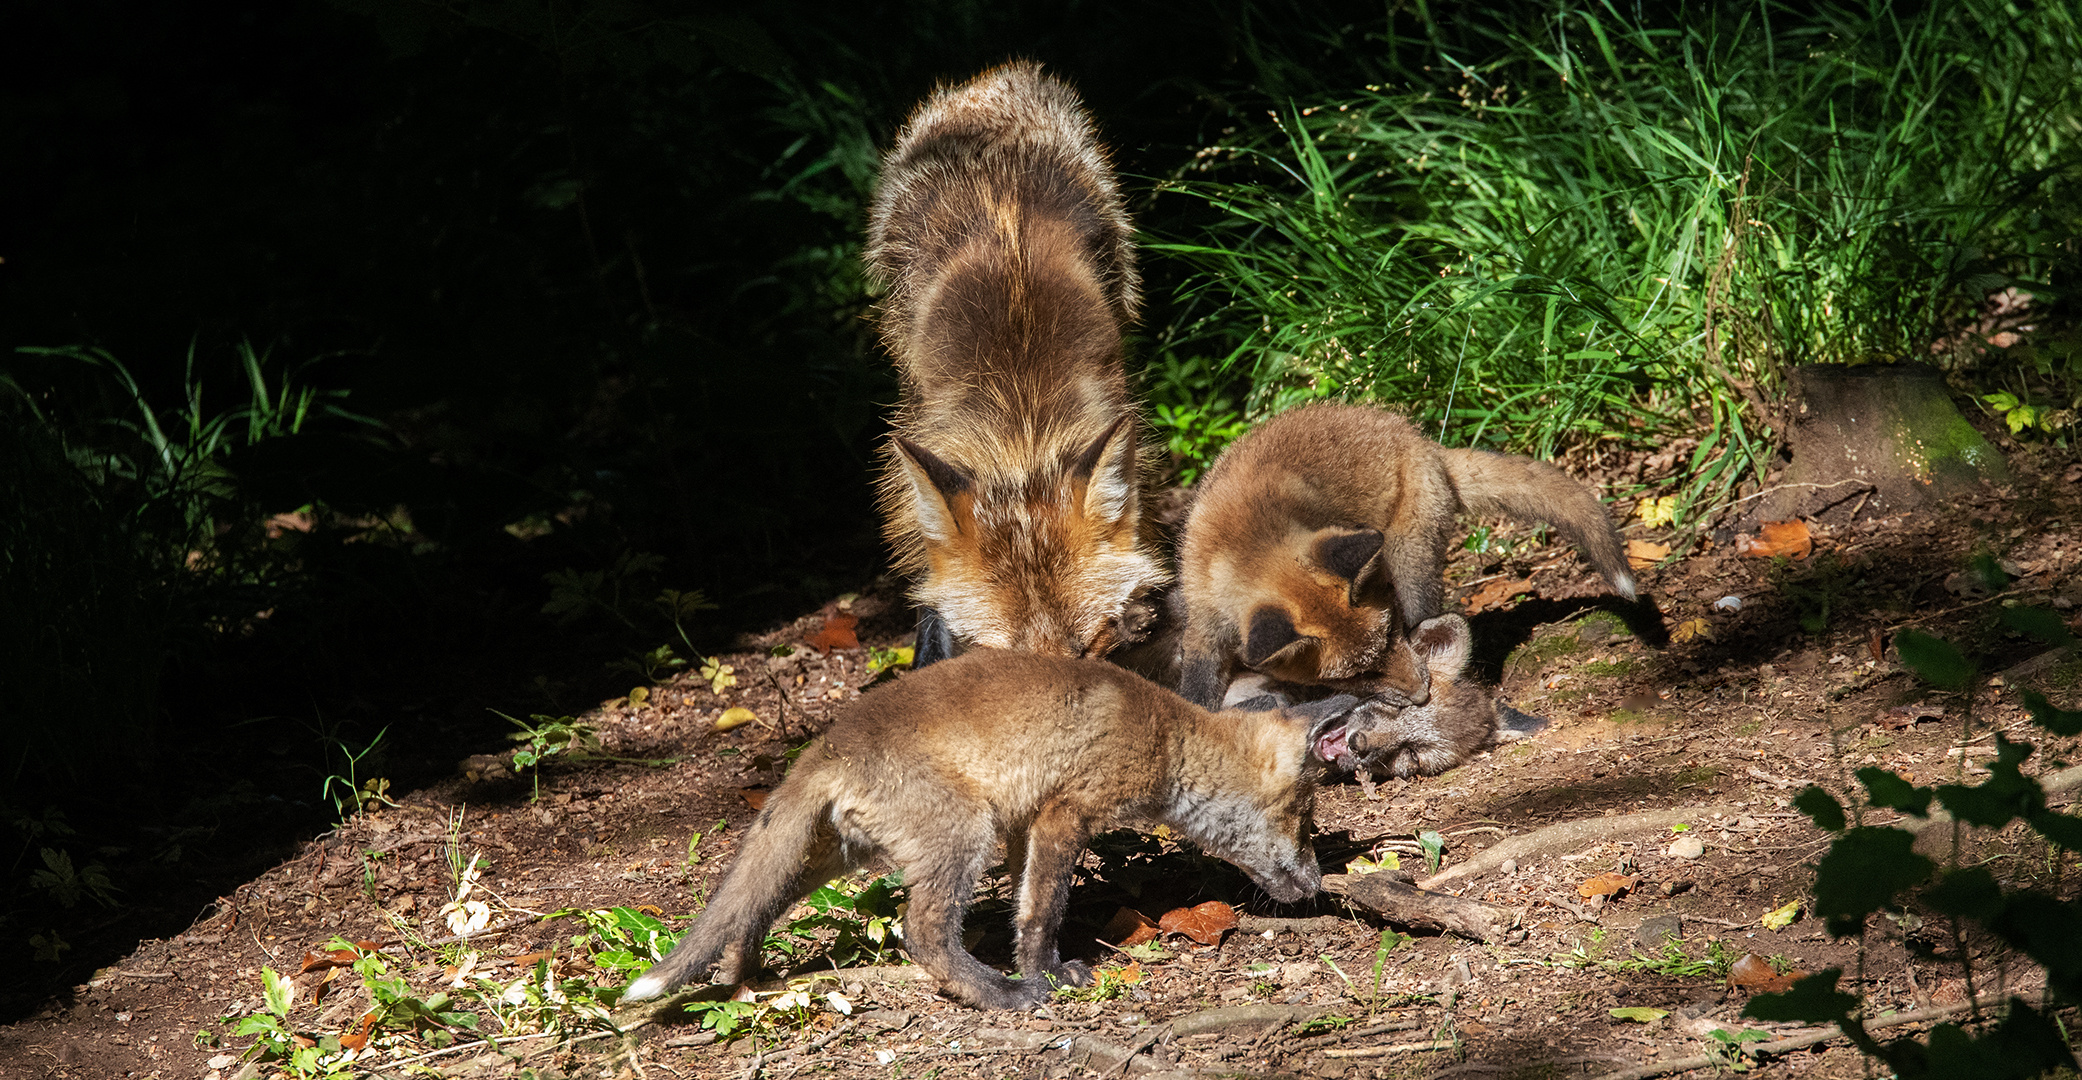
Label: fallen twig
xmin=1168 ymin=1003 xmax=1345 ymax=1037
xmin=1419 ymin=805 xmax=1737 ymax=891
xmin=1323 ymin=873 xmax=1517 ymax=941
xmin=1322 ymin=1040 xmax=1456 ymax=1058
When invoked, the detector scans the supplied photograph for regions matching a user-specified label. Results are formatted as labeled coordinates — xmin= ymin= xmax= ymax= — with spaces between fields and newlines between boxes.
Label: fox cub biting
xmin=1223 ymin=617 xmax=1546 ymax=779
xmin=866 ymin=62 xmax=1166 ymax=665
xmin=623 ymin=650 xmax=1356 ymax=1010
xmin=1177 ymin=402 xmax=1634 ymax=716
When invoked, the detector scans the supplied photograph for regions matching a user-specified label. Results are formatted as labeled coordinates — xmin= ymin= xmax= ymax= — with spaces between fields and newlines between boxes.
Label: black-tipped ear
xmin=1241 ymin=607 xmax=1301 ymax=667
xmin=891 ymin=436 xmax=974 ymax=544
xmin=1408 ymin=614 xmax=1472 ymax=676
xmin=1311 ymin=528 xmax=1383 ymax=579
xmin=1069 ymin=415 xmax=1138 ymax=526
xmin=1311 ymin=527 xmax=1386 ymax=606
xmin=893 ymin=436 xmax=972 ymax=499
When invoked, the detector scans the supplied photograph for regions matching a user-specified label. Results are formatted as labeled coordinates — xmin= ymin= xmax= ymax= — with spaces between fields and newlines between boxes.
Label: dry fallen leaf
xmin=738 ymin=787 xmax=770 ymax=810
xmin=300 ymin=941 xmax=383 ymax=973
xmin=1101 ymin=907 xmax=1161 ymax=948
xmin=1671 ymin=618 xmax=1717 ymax=644
xmin=1463 ymin=577 xmax=1534 ymax=613
xmin=1635 ymin=496 xmax=1678 ymax=529
xmin=714 ymin=706 xmax=758 ymax=732
xmin=1626 ymin=538 xmax=1671 ymax=570
xmin=1578 ymin=872 xmax=1639 ymax=899
xmin=1729 ymin=951 xmax=1805 ymax=993
xmin=1741 ymin=520 xmax=1812 ymax=560
xmin=807 ymin=612 xmax=859 ymax=653
xmin=337 ymin=1011 xmax=379 ymax=1051
xmin=1158 ymin=900 xmax=1239 ymax=945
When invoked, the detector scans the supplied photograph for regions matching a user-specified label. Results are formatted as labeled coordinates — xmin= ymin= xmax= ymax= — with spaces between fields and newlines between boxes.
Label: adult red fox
xmin=622 ymin=650 xmax=1358 ymax=1010
xmin=866 ymin=63 xmax=1165 ymax=664
xmin=1176 ymin=402 xmax=1634 ymax=712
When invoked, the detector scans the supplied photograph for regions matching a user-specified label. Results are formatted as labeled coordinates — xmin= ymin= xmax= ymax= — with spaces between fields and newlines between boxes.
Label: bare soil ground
xmin=4 ymin=435 xmax=2079 ymax=1080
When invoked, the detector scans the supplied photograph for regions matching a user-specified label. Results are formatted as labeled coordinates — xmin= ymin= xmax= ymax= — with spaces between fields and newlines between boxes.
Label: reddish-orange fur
xmin=866 ymin=63 xmax=1165 ymax=658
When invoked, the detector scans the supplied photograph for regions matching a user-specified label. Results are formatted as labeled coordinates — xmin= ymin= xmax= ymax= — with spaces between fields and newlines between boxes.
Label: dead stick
xmin=1323 ymin=1040 xmax=1456 ymax=1058
xmin=1419 ymin=805 xmax=1738 ymax=892
xmin=1322 ymin=874 xmax=1515 ymax=942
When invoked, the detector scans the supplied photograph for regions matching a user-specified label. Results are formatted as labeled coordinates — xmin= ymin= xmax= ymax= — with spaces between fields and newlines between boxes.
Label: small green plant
xmin=1369 ymin=928 xmax=1409 ymax=1013
xmin=320 ymin=726 xmax=398 ymax=820
xmin=1053 ymin=963 xmax=1145 ymax=1003
xmin=498 ymin=712 xmax=599 ymax=800
xmin=1707 ymin=1027 xmax=1773 ymax=1071
xmin=1747 ymin=608 xmax=2082 ymax=1076
xmin=1610 ymin=939 xmax=1732 ymax=980
xmin=28 ymin=930 xmax=70 ymax=963
xmin=763 ymin=873 xmax=906 ymax=970
xmin=27 ymin=847 xmax=118 ymax=909
xmin=1416 ymin=830 xmax=1447 ymax=875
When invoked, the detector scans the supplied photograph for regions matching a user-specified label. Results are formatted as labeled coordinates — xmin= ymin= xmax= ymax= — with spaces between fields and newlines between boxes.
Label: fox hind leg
xmin=898 ymin=821 xmax=1040 ymax=1009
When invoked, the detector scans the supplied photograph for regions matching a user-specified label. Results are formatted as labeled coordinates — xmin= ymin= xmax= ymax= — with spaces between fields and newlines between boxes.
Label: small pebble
xmin=1668 ymin=836 xmax=1706 ymax=859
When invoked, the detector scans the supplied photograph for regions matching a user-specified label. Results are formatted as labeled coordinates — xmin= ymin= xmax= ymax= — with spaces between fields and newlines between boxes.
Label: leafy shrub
xmin=1750 ymin=611 xmax=2082 ymax=1076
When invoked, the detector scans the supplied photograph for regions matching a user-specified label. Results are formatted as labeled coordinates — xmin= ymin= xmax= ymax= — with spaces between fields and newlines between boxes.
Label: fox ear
xmin=1070 ymin=415 xmax=1139 ymax=528
xmin=1409 ymin=614 xmax=1472 ymax=676
xmin=1309 ymin=527 xmax=1387 ymax=606
xmin=892 ymin=436 xmax=974 ymax=544
xmin=1242 ymin=607 xmax=1303 ymax=667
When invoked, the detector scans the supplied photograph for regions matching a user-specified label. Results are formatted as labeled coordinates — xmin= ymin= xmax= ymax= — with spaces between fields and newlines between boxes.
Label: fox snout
xmin=1248 ymin=854 xmax=1323 ymax=903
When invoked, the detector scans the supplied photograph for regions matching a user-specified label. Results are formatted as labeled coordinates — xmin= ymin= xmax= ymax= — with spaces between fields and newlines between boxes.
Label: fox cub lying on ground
xmin=866 ymin=63 xmax=1167 ymax=665
xmin=624 ymin=650 xmax=1358 ymax=1010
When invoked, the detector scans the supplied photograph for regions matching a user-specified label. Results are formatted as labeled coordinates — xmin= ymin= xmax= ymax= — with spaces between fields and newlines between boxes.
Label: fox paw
xmin=1050 ymin=960 xmax=1094 ymax=988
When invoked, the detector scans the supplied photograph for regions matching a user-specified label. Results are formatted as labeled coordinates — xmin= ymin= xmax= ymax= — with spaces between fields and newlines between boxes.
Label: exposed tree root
xmin=1418 ymin=805 xmax=1738 ymax=891
xmin=1321 ymin=873 xmax=1518 ymax=942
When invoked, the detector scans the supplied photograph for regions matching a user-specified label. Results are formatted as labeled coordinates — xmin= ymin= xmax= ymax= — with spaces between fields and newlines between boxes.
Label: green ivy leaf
xmin=1895 ymin=630 xmax=1971 ymax=690
xmin=1997 ymin=606 xmax=2076 ymax=648
xmin=1812 ymin=828 xmax=1932 ymax=936
xmin=2018 ymin=689 xmax=2082 ymax=737
xmin=1793 ymin=785 xmax=1847 ymax=831
xmin=1744 ymin=968 xmax=1858 ymax=1025
xmin=1935 ymin=736 xmax=2042 ymax=829
xmin=1922 ymin=866 xmax=2003 ymax=922
xmin=1855 ymin=767 xmax=1932 ymax=817
xmin=1924 ymin=1000 xmax=2080 ymax=1078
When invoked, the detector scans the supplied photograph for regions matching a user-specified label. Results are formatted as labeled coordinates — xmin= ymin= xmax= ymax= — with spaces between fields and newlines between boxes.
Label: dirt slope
xmin=2 ymin=442 xmax=2077 ymax=1080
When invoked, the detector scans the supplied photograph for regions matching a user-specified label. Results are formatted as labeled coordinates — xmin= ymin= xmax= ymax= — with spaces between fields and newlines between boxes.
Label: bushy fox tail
xmin=864 ymin=60 xmax=1139 ymax=367
xmin=1440 ymin=448 xmax=1636 ymax=600
xmin=623 ymin=785 xmax=843 ymax=1002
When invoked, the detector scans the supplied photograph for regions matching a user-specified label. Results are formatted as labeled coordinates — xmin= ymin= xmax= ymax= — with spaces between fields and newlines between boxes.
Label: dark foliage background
xmin=0 ymin=0 xmax=1401 ymax=1018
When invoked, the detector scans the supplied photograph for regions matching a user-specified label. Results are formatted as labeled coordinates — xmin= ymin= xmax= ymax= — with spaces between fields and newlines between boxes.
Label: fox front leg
xmin=913 ymin=606 xmax=957 ymax=668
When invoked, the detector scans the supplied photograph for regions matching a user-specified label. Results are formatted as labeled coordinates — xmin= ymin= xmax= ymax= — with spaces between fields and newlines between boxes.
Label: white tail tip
xmin=623 ymin=971 xmax=669 ymax=1002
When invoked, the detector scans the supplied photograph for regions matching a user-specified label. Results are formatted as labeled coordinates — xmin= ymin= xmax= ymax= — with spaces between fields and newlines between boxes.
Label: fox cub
xmin=623 ymin=650 xmax=1358 ymax=1011
xmin=866 ymin=63 xmax=1166 ymax=665
xmin=1177 ymin=402 xmax=1634 ymax=714
xmin=1223 ymin=616 xmax=1545 ymax=778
